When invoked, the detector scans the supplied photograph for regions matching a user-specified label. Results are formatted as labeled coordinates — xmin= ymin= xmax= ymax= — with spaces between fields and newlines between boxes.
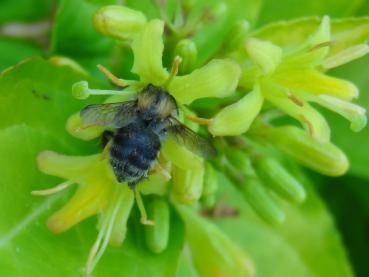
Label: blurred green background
xmin=0 ymin=0 xmax=368 ymax=276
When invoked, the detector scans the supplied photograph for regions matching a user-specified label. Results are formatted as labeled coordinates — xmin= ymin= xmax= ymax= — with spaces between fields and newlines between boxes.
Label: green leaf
xmin=0 ymin=38 xmax=42 ymax=71
xmin=256 ymin=0 xmax=364 ymax=26
xmin=50 ymin=0 xmax=116 ymax=75
xmin=0 ymin=58 xmax=185 ymax=276
xmin=211 ymin=173 xmax=353 ymax=277
xmin=0 ymin=0 xmax=52 ymax=24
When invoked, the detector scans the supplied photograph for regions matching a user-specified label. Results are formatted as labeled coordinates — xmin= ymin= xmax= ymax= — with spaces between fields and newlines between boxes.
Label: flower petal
xmin=263 ymin=82 xmax=331 ymax=142
xmin=48 ymin=180 xmax=114 ymax=233
xmin=315 ymin=94 xmax=367 ymax=132
xmin=273 ymin=69 xmax=359 ymax=100
xmin=107 ymin=186 xmax=134 ymax=246
xmin=209 ymin=84 xmax=263 ymax=136
xmin=245 ymin=38 xmax=282 ymax=75
xmin=323 ymin=43 xmax=369 ymax=69
xmin=169 ymin=59 xmax=241 ymax=104
xmin=131 ymin=19 xmax=168 ymax=85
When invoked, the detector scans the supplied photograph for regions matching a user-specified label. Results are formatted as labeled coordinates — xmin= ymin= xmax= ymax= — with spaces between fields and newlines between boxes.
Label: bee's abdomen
xmin=110 ymin=125 xmax=161 ymax=184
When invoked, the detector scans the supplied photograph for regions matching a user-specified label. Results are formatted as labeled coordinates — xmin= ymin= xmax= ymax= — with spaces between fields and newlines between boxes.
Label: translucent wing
xmin=80 ymin=101 xmax=137 ymax=128
xmin=167 ymin=117 xmax=217 ymax=159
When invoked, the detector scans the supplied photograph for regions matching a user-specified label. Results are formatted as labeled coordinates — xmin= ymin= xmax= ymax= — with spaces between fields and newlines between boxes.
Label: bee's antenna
xmin=163 ymin=55 xmax=182 ymax=88
xmin=97 ymin=64 xmax=127 ymax=87
xmin=31 ymin=180 xmax=74 ymax=196
xmin=134 ymin=187 xmax=155 ymax=225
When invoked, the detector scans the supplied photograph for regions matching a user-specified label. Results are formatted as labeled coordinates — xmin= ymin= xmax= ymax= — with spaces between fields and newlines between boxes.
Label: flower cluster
xmin=32 ymin=3 xmax=368 ymax=277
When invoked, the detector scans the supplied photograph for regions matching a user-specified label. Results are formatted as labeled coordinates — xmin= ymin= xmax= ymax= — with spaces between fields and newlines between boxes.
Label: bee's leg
xmin=151 ymin=161 xmax=171 ymax=180
xmin=100 ymin=131 xmax=114 ymax=160
xmin=132 ymin=184 xmax=155 ymax=225
xmin=97 ymin=64 xmax=127 ymax=87
xmin=101 ymin=130 xmax=114 ymax=148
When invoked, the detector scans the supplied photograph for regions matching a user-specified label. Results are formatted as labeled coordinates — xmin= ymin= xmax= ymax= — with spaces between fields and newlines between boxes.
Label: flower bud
xmin=175 ymin=204 xmax=255 ymax=277
xmin=174 ymin=39 xmax=198 ymax=74
xmin=224 ymin=151 xmax=285 ymax=224
xmin=209 ymin=84 xmax=263 ymax=136
xmin=94 ymin=5 xmax=147 ymax=40
xmin=223 ymin=20 xmax=250 ymax=51
xmin=144 ymin=197 xmax=170 ymax=253
xmin=162 ymin=137 xmax=203 ymax=170
xmin=262 ymin=126 xmax=349 ymax=176
xmin=66 ymin=112 xmax=104 ymax=140
xmin=255 ymin=157 xmax=306 ymax=203
xmin=48 ymin=56 xmax=87 ymax=75
xmin=201 ymin=163 xmax=218 ymax=207
xmin=240 ymin=176 xmax=286 ymax=224
xmin=172 ymin=163 xmax=204 ymax=204
xmin=245 ymin=38 xmax=282 ymax=75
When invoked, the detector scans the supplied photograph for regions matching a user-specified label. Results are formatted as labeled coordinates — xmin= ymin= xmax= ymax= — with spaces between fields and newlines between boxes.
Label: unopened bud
xmin=223 ymin=20 xmax=250 ymax=51
xmin=144 ymin=197 xmax=170 ymax=253
xmin=48 ymin=56 xmax=87 ymax=75
xmin=240 ymin=176 xmax=286 ymax=224
xmin=94 ymin=5 xmax=147 ymax=40
xmin=175 ymin=204 xmax=255 ymax=277
xmin=256 ymin=157 xmax=306 ymax=203
xmin=174 ymin=39 xmax=198 ymax=74
xmin=66 ymin=113 xmax=104 ymax=140
xmin=172 ymin=164 xmax=204 ymax=204
xmin=263 ymin=125 xmax=349 ymax=176
xmin=201 ymin=163 xmax=218 ymax=207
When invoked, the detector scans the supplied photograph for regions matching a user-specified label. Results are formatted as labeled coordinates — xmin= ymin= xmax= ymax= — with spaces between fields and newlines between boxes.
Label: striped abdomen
xmin=110 ymin=123 xmax=161 ymax=187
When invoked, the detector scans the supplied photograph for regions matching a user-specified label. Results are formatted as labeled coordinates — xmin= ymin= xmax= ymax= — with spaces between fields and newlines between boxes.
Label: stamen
xmin=85 ymin=186 xmax=125 ymax=276
xmin=97 ymin=64 xmax=127 ymax=87
xmin=134 ymin=188 xmax=154 ymax=225
xmin=286 ymin=93 xmax=304 ymax=107
xmin=300 ymin=115 xmax=315 ymax=137
xmin=163 ymin=56 xmax=182 ymax=88
xmin=186 ymin=114 xmax=211 ymax=125
xmin=31 ymin=180 xmax=73 ymax=196
xmin=308 ymin=41 xmax=334 ymax=52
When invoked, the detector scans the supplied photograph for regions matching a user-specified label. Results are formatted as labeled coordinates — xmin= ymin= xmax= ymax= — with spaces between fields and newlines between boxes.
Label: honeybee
xmin=80 ymin=84 xmax=216 ymax=188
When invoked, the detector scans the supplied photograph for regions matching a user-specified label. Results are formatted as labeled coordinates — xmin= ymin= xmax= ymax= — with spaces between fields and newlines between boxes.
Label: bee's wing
xmin=80 ymin=101 xmax=137 ymax=128
xmin=167 ymin=117 xmax=217 ymax=159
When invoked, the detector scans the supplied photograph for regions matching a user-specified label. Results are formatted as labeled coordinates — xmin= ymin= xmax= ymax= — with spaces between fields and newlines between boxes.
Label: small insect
xmin=80 ymin=84 xmax=216 ymax=188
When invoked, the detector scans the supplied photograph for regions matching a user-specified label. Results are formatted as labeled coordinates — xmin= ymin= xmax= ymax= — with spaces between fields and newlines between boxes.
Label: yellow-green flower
xmin=34 ymin=5 xmax=241 ymax=276
xmin=210 ymin=16 xmax=367 ymax=142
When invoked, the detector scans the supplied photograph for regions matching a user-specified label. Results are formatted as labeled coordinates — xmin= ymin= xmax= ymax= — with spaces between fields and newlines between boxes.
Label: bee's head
xmin=137 ymin=84 xmax=178 ymax=120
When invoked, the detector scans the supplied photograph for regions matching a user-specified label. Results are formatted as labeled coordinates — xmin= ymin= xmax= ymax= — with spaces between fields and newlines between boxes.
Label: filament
xmin=163 ymin=56 xmax=182 ymax=88
xmin=31 ymin=180 xmax=73 ymax=196
xmin=85 ymin=186 xmax=125 ymax=276
xmin=97 ymin=64 xmax=127 ymax=87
